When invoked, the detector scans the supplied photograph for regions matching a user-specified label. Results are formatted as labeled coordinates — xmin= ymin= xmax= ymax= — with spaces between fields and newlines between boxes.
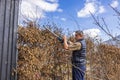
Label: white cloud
xmin=110 ymin=0 xmax=119 ymax=8
xmin=57 ymin=8 xmax=63 ymax=12
xmin=46 ymin=0 xmax=58 ymax=3
xmin=53 ymin=16 xmax=66 ymax=21
xmin=86 ymin=0 xmax=96 ymax=3
xmin=19 ymin=0 xmax=60 ymax=22
xmin=20 ymin=1 xmax=45 ymax=20
xmin=83 ymin=28 xmax=101 ymax=38
xmin=77 ymin=0 xmax=105 ymax=18
xmin=77 ymin=2 xmax=96 ymax=17
xmin=99 ymin=6 xmax=105 ymax=13
xmin=27 ymin=0 xmax=59 ymax=12
xmin=61 ymin=18 xmax=66 ymax=21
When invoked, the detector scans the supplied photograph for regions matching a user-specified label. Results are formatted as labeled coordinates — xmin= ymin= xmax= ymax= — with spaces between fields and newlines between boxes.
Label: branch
xmin=109 ymin=4 xmax=120 ymax=16
xmin=90 ymin=12 xmax=117 ymax=40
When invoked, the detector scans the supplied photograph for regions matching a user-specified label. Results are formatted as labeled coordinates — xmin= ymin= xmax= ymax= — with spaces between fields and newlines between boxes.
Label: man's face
xmin=75 ymin=33 xmax=82 ymax=40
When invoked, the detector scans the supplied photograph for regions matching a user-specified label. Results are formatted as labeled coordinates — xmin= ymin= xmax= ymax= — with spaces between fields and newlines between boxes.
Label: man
xmin=63 ymin=30 xmax=86 ymax=80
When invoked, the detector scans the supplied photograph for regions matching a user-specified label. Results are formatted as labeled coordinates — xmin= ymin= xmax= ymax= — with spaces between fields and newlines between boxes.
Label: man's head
xmin=74 ymin=30 xmax=84 ymax=40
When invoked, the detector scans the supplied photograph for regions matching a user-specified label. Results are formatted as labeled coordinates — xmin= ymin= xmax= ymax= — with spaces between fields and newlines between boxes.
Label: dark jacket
xmin=72 ymin=39 xmax=86 ymax=66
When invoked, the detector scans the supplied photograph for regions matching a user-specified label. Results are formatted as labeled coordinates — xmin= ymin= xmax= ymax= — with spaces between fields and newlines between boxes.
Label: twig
xmin=90 ymin=11 xmax=116 ymax=40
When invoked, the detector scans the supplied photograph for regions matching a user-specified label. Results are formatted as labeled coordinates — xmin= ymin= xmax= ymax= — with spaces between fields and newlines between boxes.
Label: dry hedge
xmin=17 ymin=24 xmax=120 ymax=80
xmin=17 ymin=24 xmax=72 ymax=80
xmin=86 ymin=39 xmax=120 ymax=80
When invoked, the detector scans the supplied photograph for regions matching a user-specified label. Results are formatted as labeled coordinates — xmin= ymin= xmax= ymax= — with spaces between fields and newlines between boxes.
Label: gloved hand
xmin=57 ymin=37 xmax=64 ymax=43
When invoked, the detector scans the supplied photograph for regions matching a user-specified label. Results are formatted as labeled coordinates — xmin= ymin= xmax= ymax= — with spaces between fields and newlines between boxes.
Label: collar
xmin=77 ymin=38 xmax=84 ymax=42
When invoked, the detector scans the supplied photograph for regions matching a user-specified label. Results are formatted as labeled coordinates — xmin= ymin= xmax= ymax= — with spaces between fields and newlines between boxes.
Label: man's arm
xmin=63 ymin=35 xmax=81 ymax=51
xmin=63 ymin=35 xmax=69 ymax=49
xmin=68 ymin=42 xmax=81 ymax=51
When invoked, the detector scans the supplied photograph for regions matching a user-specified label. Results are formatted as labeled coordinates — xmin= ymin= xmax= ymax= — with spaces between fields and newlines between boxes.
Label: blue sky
xmin=19 ymin=0 xmax=120 ymax=41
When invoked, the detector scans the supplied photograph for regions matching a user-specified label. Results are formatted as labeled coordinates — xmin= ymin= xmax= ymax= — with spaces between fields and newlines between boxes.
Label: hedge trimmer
xmin=43 ymin=26 xmax=64 ymax=43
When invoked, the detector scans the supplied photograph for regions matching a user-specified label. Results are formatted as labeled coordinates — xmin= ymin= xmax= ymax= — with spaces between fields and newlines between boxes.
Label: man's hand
xmin=63 ymin=35 xmax=67 ymax=41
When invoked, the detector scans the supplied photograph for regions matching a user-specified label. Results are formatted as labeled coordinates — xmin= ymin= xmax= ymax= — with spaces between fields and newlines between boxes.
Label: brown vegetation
xmin=17 ymin=24 xmax=72 ymax=80
xmin=17 ymin=23 xmax=120 ymax=80
xmin=86 ymin=39 xmax=120 ymax=80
